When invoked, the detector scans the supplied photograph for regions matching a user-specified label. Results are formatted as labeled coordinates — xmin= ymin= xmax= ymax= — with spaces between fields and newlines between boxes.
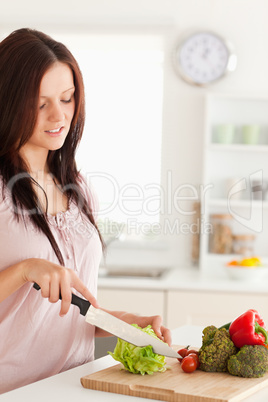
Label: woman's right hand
xmin=21 ymin=258 xmax=99 ymax=316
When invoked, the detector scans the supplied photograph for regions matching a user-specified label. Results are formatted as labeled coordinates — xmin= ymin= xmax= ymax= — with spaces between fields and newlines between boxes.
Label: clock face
xmin=174 ymin=32 xmax=236 ymax=85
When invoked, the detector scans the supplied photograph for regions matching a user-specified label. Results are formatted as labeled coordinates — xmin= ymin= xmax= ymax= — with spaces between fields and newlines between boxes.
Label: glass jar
xmin=209 ymin=214 xmax=233 ymax=254
xmin=232 ymin=234 xmax=255 ymax=256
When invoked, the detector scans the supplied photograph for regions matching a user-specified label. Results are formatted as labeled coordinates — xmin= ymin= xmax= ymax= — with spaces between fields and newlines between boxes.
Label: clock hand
xmin=201 ymin=48 xmax=210 ymax=59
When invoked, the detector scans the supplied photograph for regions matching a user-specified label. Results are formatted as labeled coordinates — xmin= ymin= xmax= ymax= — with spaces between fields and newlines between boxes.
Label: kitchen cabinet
xmin=166 ymin=289 xmax=268 ymax=329
xmin=98 ymin=284 xmax=268 ymax=331
xmin=95 ymin=288 xmax=166 ymax=358
xmin=97 ymin=288 xmax=165 ymax=318
xmin=199 ymin=94 xmax=268 ymax=273
xmin=97 ymin=266 xmax=268 ymax=354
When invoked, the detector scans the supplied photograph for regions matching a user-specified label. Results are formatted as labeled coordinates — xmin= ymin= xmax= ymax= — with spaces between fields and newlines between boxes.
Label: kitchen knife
xmin=33 ymin=283 xmax=181 ymax=359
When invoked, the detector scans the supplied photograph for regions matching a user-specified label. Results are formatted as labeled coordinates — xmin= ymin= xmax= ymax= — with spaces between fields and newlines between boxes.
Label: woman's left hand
xmin=120 ymin=312 xmax=172 ymax=346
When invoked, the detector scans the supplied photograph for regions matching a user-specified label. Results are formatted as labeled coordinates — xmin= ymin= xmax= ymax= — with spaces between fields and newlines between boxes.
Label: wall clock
xmin=173 ymin=31 xmax=237 ymax=86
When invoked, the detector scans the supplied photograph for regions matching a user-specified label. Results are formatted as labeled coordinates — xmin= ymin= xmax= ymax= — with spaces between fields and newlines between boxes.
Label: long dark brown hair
xmin=0 ymin=28 xmax=102 ymax=265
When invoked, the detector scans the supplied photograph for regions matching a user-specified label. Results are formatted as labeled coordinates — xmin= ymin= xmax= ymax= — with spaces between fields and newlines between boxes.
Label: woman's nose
xmin=49 ymin=103 xmax=65 ymax=122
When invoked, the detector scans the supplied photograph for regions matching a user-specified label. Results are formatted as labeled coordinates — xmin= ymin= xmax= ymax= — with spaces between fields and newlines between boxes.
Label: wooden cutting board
xmin=81 ymin=346 xmax=268 ymax=402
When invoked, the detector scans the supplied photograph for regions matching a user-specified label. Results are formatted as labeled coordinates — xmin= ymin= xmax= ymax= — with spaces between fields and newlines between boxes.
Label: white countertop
xmin=1 ymin=325 xmax=268 ymax=402
xmin=98 ymin=265 xmax=268 ymax=295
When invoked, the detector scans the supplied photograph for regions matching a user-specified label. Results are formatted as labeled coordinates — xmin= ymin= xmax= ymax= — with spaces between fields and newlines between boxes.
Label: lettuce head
xmin=108 ymin=324 xmax=167 ymax=375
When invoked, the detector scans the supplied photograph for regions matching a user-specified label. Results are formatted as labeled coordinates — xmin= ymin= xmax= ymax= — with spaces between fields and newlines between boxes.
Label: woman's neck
xmin=19 ymin=145 xmax=49 ymax=176
xmin=18 ymin=144 xmax=68 ymax=215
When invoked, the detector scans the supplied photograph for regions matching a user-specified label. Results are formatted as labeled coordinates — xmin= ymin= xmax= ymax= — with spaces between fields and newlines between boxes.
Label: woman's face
xmin=23 ymin=62 xmax=75 ymax=155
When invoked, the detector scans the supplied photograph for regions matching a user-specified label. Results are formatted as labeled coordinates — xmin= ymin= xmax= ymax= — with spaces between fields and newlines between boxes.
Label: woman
xmin=0 ymin=28 xmax=171 ymax=394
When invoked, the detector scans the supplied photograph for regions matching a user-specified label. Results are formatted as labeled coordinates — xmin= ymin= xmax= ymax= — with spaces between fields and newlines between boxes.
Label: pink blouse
xmin=0 ymin=176 xmax=102 ymax=394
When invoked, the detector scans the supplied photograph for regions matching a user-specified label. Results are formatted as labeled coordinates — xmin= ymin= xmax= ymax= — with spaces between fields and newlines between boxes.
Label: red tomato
xmin=187 ymin=353 xmax=200 ymax=369
xmin=178 ymin=348 xmax=189 ymax=358
xmin=181 ymin=356 xmax=197 ymax=373
xmin=177 ymin=347 xmax=189 ymax=362
xmin=186 ymin=349 xmax=199 ymax=357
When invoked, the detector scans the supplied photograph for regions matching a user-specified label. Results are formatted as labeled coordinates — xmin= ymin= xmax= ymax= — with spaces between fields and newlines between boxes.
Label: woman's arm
xmin=1 ymin=260 xmax=171 ymax=343
xmin=95 ymin=309 xmax=172 ymax=346
xmin=0 ymin=261 xmax=27 ymax=303
xmin=0 ymin=258 xmax=99 ymax=315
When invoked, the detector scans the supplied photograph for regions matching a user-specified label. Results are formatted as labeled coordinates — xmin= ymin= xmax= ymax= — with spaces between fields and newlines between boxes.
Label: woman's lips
xmin=45 ymin=127 xmax=64 ymax=137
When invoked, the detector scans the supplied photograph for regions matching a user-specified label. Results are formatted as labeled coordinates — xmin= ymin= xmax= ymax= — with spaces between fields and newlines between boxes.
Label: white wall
xmin=1 ymin=0 xmax=268 ymax=266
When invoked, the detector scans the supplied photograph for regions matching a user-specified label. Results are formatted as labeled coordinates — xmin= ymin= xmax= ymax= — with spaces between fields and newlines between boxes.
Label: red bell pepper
xmin=229 ymin=309 xmax=268 ymax=348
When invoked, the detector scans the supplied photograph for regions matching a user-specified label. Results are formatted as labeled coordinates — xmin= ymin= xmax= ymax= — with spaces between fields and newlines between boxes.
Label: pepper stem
xmin=255 ymin=322 xmax=268 ymax=344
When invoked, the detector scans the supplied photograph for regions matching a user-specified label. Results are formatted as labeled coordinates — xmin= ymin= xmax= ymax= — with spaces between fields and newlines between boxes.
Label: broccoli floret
xmin=227 ymin=345 xmax=268 ymax=378
xmin=199 ymin=326 xmax=238 ymax=372
xmin=201 ymin=325 xmax=218 ymax=346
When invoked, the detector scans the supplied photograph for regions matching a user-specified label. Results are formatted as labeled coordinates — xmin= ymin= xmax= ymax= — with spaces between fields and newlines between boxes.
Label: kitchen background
xmin=2 ymin=0 xmax=268 ymax=357
xmin=1 ymin=0 xmax=267 ymax=271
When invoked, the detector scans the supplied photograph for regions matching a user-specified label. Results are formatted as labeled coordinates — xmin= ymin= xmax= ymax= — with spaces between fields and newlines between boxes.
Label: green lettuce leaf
xmin=108 ymin=324 xmax=167 ymax=375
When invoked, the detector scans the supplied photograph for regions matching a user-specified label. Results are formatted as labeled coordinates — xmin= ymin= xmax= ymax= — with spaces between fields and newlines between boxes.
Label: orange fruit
xmin=227 ymin=260 xmax=239 ymax=266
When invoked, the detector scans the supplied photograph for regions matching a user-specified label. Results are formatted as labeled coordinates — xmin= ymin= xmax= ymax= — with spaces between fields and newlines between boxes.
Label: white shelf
xmin=199 ymin=93 xmax=268 ymax=273
xmin=206 ymin=253 xmax=267 ymax=260
xmin=205 ymin=254 xmax=268 ymax=265
xmin=208 ymin=198 xmax=268 ymax=208
xmin=209 ymin=144 xmax=268 ymax=152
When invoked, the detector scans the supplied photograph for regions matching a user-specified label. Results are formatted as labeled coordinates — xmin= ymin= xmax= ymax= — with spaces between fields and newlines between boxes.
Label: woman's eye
xmin=39 ymin=96 xmax=73 ymax=109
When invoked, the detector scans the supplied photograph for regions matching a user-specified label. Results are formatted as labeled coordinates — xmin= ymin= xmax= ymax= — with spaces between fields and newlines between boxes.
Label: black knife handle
xmin=33 ymin=282 xmax=91 ymax=316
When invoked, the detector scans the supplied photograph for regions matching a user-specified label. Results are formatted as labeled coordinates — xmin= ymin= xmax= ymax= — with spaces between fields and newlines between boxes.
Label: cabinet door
xmin=167 ymin=290 xmax=268 ymax=329
xmin=97 ymin=288 xmax=165 ymax=321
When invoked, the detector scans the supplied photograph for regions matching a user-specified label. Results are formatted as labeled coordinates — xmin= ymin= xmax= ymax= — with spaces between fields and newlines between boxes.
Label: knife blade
xmin=33 ymin=283 xmax=181 ymax=359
